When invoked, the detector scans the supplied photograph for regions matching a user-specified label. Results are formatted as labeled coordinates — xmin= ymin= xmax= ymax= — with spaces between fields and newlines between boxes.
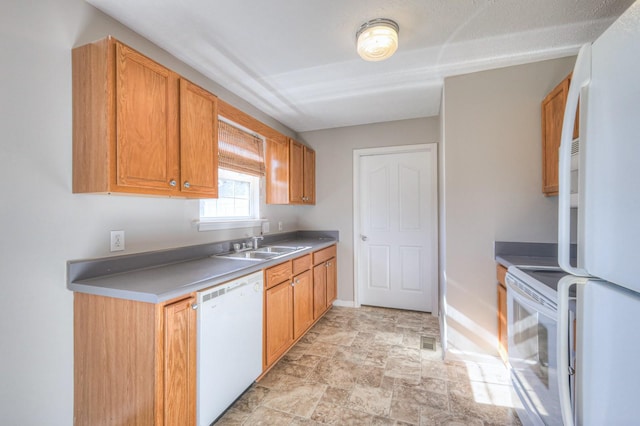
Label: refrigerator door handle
xmin=557 ymin=275 xmax=588 ymax=426
xmin=558 ymin=43 xmax=591 ymax=277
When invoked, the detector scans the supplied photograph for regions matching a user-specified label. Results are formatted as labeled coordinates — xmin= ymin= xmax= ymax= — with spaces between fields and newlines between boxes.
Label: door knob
xmin=361 ymin=235 xmax=368 ymax=241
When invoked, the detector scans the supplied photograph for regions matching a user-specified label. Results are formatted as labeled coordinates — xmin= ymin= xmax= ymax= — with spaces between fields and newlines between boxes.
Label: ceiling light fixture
xmin=356 ymin=18 xmax=399 ymax=61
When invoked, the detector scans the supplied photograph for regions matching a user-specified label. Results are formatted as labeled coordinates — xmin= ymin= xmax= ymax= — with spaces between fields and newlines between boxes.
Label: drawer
xmin=313 ymin=245 xmax=336 ymax=265
xmin=265 ymin=261 xmax=292 ymax=289
xmin=292 ymin=254 xmax=311 ymax=275
xmin=496 ymin=264 xmax=508 ymax=288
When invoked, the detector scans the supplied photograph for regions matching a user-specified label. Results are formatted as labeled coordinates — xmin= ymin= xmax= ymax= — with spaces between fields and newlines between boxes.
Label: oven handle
xmin=506 ymin=275 xmax=557 ymax=319
xmin=558 ymin=275 xmax=588 ymax=426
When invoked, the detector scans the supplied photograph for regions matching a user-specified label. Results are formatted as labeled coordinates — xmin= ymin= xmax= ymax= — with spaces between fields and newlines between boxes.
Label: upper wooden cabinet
xmin=72 ymin=36 xmax=218 ymax=198
xmin=179 ymin=79 xmax=218 ymax=197
xmin=541 ymin=73 xmax=579 ymax=196
xmin=265 ymin=137 xmax=316 ymax=205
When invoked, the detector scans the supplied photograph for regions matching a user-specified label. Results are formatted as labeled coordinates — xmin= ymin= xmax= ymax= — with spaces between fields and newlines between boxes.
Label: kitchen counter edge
xmin=68 ymin=231 xmax=338 ymax=304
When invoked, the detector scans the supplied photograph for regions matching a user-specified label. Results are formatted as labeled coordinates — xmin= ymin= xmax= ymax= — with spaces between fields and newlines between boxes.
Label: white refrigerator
xmin=556 ymin=1 xmax=640 ymax=425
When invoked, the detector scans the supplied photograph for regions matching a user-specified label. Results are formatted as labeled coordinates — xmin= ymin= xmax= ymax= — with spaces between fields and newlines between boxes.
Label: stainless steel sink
xmin=214 ymin=245 xmax=311 ymax=261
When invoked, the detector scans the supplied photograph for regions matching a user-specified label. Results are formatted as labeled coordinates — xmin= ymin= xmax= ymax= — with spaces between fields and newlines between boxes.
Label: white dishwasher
xmin=196 ymin=271 xmax=263 ymax=426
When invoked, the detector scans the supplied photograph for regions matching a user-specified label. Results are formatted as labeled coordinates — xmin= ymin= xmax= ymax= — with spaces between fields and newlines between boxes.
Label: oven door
xmin=507 ymin=277 xmax=562 ymax=425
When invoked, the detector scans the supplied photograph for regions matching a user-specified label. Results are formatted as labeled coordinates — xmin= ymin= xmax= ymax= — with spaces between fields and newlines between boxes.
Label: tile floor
xmin=215 ymin=306 xmax=522 ymax=425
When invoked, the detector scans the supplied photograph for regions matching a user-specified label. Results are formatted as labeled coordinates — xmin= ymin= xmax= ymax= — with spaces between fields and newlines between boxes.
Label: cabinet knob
xmin=191 ymin=303 xmax=198 ymax=310
xmin=183 ymin=181 xmax=191 ymax=189
xmin=291 ymin=281 xmax=295 ymax=287
xmin=169 ymin=179 xmax=177 ymax=187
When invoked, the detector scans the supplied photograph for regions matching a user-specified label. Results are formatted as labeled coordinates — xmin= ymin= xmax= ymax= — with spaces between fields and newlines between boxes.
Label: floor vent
xmin=421 ymin=336 xmax=437 ymax=351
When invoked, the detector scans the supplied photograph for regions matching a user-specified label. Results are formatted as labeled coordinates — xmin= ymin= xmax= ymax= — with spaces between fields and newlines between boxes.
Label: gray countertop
xmin=494 ymin=241 xmax=576 ymax=268
xmin=68 ymin=231 xmax=338 ymax=303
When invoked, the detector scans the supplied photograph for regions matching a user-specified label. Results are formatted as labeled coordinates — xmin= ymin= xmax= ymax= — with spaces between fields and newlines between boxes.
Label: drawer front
xmin=496 ymin=264 xmax=507 ymax=288
xmin=313 ymin=245 xmax=336 ymax=265
xmin=292 ymin=254 xmax=311 ymax=275
xmin=265 ymin=261 xmax=292 ymax=289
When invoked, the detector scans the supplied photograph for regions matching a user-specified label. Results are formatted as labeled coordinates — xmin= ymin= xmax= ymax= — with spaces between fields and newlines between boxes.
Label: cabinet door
xmin=265 ymin=281 xmax=294 ymax=366
xmin=326 ymin=257 xmax=337 ymax=308
xmin=497 ymin=283 xmax=508 ymax=361
xmin=179 ymin=79 xmax=218 ymax=197
xmin=313 ymin=263 xmax=327 ymax=320
xmin=303 ymin=146 xmax=316 ymax=204
xmin=115 ymin=42 xmax=180 ymax=192
xmin=265 ymin=136 xmax=290 ymax=204
xmin=289 ymin=139 xmax=304 ymax=203
xmin=293 ymin=270 xmax=314 ymax=339
xmin=163 ymin=296 xmax=196 ymax=425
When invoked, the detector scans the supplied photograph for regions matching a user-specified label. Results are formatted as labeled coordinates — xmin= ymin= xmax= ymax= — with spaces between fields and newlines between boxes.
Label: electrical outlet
xmin=110 ymin=230 xmax=125 ymax=252
xmin=262 ymin=221 xmax=270 ymax=234
xmin=278 ymin=221 xmax=283 ymax=231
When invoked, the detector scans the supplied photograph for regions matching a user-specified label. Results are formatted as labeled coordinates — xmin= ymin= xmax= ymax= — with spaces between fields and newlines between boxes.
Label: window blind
xmin=218 ymin=120 xmax=265 ymax=176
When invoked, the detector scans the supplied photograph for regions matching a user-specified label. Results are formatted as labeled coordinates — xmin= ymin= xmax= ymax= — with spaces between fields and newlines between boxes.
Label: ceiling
xmin=87 ymin=0 xmax=634 ymax=132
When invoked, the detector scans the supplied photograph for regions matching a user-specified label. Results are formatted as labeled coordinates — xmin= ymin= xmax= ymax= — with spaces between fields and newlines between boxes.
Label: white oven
xmin=506 ymin=266 xmax=575 ymax=426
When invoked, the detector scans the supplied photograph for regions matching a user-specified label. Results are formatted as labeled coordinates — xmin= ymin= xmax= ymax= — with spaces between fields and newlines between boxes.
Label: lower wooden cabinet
xmin=265 ymin=279 xmax=294 ymax=367
xmin=496 ymin=264 xmax=508 ymax=363
xmin=312 ymin=245 xmax=337 ymax=319
xmin=263 ymin=245 xmax=338 ymax=370
xmin=74 ymin=292 xmax=196 ymax=425
xmin=293 ymin=270 xmax=314 ymax=339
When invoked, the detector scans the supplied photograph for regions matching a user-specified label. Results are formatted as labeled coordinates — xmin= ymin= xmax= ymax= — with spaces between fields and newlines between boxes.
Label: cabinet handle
xmin=183 ymin=181 xmax=191 ymax=189
xmin=169 ymin=179 xmax=177 ymax=187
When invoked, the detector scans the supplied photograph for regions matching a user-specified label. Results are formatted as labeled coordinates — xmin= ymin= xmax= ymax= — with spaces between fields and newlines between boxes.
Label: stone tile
xmin=220 ymin=306 xmax=525 ymax=426
xmin=420 ymin=405 xmax=483 ymax=426
xmin=283 ymin=342 xmax=311 ymax=361
xmin=320 ymin=386 xmax=351 ymax=405
xmin=310 ymin=357 xmax=360 ymax=389
xmin=420 ymin=377 xmax=448 ymax=395
xmin=394 ymin=382 xmax=449 ymax=411
xmin=241 ymin=405 xmax=295 ymax=425
xmin=290 ymin=353 xmax=323 ymax=368
xmin=311 ymin=400 xmax=374 ymax=425
xmin=384 ymin=357 xmax=421 ymax=384
xmin=269 ymin=359 xmax=313 ymax=379
xmin=258 ymin=369 xmax=307 ymax=390
xmin=290 ymin=417 xmax=326 ymax=426
xmin=356 ymin=365 xmax=385 ymax=388
xmin=261 ymin=382 xmax=327 ymax=417
xmin=306 ymin=340 xmax=339 ymax=358
xmin=213 ymin=408 xmax=248 ymax=425
xmin=299 ymin=331 xmax=319 ymax=344
xmin=315 ymin=327 xmax=358 ymax=346
xmin=421 ymin=359 xmax=449 ymax=380
xmin=334 ymin=346 xmax=369 ymax=364
xmin=375 ymin=331 xmax=405 ymax=346
xmin=232 ymin=385 xmax=270 ymax=413
xmin=348 ymin=384 xmax=393 ymax=416
xmin=390 ymin=398 xmax=421 ymax=425
xmin=448 ymin=390 xmax=518 ymax=425
xmin=351 ymin=331 xmax=377 ymax=349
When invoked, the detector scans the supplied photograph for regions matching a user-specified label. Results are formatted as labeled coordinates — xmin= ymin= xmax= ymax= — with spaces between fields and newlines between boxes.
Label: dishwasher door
xmin=197 ymin=271 xmax=263 ymax=426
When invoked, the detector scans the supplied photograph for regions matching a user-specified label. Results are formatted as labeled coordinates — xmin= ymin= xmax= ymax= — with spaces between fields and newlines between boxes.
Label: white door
xmin=356 ymin=145 xmax=438 ymax=312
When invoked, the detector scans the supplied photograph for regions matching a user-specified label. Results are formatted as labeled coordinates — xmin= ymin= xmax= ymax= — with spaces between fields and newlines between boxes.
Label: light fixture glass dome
xmin=356 ymin=18 xmax=399 ymax=61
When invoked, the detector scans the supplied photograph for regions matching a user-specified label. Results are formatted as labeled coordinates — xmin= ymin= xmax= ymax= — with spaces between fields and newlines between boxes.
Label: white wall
xmin=299 ymin=118 xmax=440 ymax=303
xmin=442 ymin=57 xmax=576 ymax=356
xmin=0 ymin=1 xmax=303 ymax=424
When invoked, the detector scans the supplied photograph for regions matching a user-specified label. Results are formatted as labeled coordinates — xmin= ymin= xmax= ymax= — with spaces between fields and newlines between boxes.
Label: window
xmin=200 ymin=169 xmax=260 ymax=220
xmin=198 ymin=119 xmax=265 ymax=230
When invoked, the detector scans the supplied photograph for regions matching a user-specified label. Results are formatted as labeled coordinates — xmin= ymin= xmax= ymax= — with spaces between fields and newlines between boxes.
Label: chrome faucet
xmin=251 ymin=235 xmax=264 ymax=249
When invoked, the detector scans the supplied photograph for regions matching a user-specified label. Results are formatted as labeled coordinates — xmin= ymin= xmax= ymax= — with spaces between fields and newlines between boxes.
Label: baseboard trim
xmin=332 ymin=299 xmax=356 ymax=308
